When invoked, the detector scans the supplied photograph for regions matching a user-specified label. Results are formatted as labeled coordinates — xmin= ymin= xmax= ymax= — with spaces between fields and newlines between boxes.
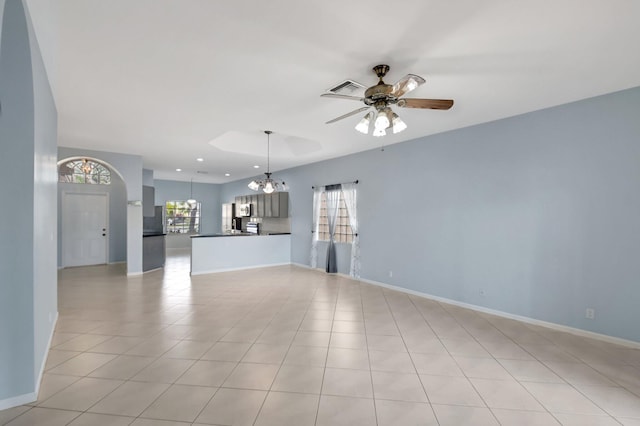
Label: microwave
xmin=236 ymin=203 xmax=251 ymax=217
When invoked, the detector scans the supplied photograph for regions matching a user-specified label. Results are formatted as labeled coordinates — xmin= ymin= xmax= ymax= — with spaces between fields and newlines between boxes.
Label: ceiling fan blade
xmin=391 ymin=74 xmax=426 ymax=97
xmin=326 ymin=106 xmax=371 ymax=124
xmin=397 ymin=98 xmax=454 ymax=110
xmin=321 ymin=93 xmax=365 ymax=101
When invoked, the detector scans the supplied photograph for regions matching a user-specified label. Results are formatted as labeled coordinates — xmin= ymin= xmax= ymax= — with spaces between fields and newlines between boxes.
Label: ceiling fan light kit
xmin=322 ymin=64 xmax=454 ymax=136
xmin=248 ymin=130 xmax=287 ymax=194
xmin=355 ymin=111 xmax=373 ymax=134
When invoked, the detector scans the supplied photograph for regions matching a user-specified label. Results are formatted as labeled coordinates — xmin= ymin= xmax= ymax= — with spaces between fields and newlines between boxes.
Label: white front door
xmin=63 ymin=192 xmax=108 ymax=267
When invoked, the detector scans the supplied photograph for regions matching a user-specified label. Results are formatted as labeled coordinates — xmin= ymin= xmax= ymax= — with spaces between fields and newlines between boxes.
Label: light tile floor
xmin=2 ymin=249 xmax=640 ymax=425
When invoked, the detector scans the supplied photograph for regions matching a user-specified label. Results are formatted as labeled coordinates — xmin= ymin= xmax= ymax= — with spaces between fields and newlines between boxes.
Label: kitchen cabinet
xmin=256 ymin=194 xmax=265 ymax=217
xmin=234 ymin=192 xmax=289 ymax=218
xmin=271 ymin=192 xmax=288 ymax=217
xmin=143 ymin=185 xmax=155 ymax=217
xmin=249 ymin=194 xmax=258 ymax=217
xmin=263 ymin=192 xmax=288 ymax=217
xmin=264 ymin=193 xmax=273 ymax=217
xmin=143 ymin=234 xmax=165 ymax=271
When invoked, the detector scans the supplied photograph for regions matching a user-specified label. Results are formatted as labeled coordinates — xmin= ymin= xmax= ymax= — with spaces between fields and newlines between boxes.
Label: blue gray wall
xmin=0 ymin=0 xmax=58 ymax=406
xmin=142 ymin=168 xmax=154 ymax=186
xmin=154 ymin=179 xmax=222 ymax=248
xmin=222 ymin=87 xmax=640 ymax=343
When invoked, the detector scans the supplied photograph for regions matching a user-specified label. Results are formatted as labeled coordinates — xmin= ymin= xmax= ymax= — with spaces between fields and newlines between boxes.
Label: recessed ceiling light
xmin=196 ymin=158 xmax=204 ymax=162
xmin=253 ymin=165 xmax=260 ymax=169
xmin=176 ymin=168 xmax=182 ymax=172
xmin=225 ymin=173 xmax=230 ymax=177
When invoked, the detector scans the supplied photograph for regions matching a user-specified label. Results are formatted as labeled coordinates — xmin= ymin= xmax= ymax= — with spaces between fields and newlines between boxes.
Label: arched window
xmin=58 ymin=159 xmax=111 ymax=185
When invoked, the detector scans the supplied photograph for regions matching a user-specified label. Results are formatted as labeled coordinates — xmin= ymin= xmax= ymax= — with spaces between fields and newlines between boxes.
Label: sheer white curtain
xmin=324 ymin=189 xmax=341 ymax=273
xmin=310 ymin=186 xmax=324 ymax=268
xmin=341 ymin=182 xmax=360 ymax=278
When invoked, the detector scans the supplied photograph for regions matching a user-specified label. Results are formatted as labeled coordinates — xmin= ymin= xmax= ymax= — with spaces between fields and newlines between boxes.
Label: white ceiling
xmin=25 ymin=0 xmax=640 ymax=183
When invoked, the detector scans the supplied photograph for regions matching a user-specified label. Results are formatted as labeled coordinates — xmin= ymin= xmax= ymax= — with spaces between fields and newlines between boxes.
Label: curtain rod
xmin=312 ymin=179 xmax=358 ymax=190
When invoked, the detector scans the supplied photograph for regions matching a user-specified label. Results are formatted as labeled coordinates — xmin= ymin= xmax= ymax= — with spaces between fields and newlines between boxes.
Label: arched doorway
xmin=57 ymin=157 xmax=128 ymax=268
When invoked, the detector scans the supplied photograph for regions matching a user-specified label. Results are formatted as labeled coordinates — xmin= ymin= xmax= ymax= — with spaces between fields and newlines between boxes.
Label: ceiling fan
xmin=322 ymin=64 xmax=454 ymax=136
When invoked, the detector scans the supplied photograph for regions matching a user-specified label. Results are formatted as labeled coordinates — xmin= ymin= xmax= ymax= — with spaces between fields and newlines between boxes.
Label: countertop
xmin=143 ymin=232 xmax=166 ymax=237
xmin=191 ymin=232 xmax=291 ymax=238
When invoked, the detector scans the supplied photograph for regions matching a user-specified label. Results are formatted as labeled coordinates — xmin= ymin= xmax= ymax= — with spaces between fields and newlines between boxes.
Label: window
xmin=165 ymin=201 xmax=200 ymax=234
xmin=58 ymin=159 xmax=111 ymax=184
xmin=318 ymin=191 xmax=353 ymax=243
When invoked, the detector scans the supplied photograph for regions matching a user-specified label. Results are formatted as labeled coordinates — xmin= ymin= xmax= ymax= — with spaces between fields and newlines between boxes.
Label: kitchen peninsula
xmin=191 ymin=191 xmax=291 ymax=275
xmin=190 ymin=233 xmax=291 ymax=275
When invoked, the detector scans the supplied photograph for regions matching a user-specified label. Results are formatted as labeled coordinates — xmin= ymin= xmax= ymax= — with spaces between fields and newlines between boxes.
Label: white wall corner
xmin=34 ymin=312 xmax=58 ymax=396
xmin=0 ymin=312 xmax=57 ymax=411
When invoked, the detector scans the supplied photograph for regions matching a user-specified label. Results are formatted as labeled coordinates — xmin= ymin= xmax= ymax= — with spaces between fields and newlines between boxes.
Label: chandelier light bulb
xmin=392 ymin=113 xmax=407 ymax=134
xmin=263 ymin=181 xmax=275 ymax=193
xmin=374 ymin=113 xmax=390 ymax=131
xmin=373 ymin=127 xmax=386 ymax=137
xmin=355 ymin=112 xmax=372 ymax=134
xmin=81 ymin=159 xmax=92 ymax=174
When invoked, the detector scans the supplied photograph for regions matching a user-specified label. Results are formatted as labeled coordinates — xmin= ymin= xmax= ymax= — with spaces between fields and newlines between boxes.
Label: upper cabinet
xmin=270 ymin=192 xmax=288 ymax=217
xmin=255 ymin=193 xmax=265 ymax=217
xmin=142 ymin=185 xmax=155 ymax=217
xmin=234 ymin=192 xmax=289 ymax=218
xmin=264 ymin=193 xmax=272 ymax=217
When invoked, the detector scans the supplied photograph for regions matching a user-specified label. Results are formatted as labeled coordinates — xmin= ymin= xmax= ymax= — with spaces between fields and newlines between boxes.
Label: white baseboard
xmin=126 ymin=271 xmax=144 ymax=276
xmin=357 ymin=276 xmax=640 ymax=349
xmin=291 ymin=263 xmax=328 ymax=273
xmin=291 ymin=262 xmax=315 ymax=270
xmin=35 ymin=312 xmax=58 ymax=396
xmin=0 ymin=312 xmax=58 ymax=411
xmin=191 ymin=262 xmax=291 ymax=276
xmin=288 ymin=263 xmax=640 ymax=349
xmin=0 ymin=392 xmax=37 ymax=411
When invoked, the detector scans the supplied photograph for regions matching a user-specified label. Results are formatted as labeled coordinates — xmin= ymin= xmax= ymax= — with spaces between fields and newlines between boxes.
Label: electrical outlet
xmin=585 ymin=308 xmax=595 ymax=320
xmin=388 ymin=271 xmax=393 ymax=278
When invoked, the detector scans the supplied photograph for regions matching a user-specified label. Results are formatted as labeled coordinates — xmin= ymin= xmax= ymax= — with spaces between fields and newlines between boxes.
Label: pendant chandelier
xmin=187 ymin=178 xmax=196 ymax=204
xmin=248 ymin=130 xmax=286 ymax=194
xmin=81 ymin=158 xmax=93 ymax=174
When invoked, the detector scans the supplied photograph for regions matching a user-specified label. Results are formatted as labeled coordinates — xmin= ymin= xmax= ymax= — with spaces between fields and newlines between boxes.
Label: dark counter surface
xmin=191 ymin=233 xmax=253 ymax=238
xmin=143 ymin=232 xmax=166 ymax=237
xmin=191 ymin=232 xmax=291 ymax=238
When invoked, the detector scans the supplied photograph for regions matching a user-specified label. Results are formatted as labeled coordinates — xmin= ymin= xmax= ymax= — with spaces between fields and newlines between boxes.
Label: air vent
xmin=326 ymin=79 xmax=365 ymax=96
xmin=196 ymin=170 xmax=208 ymax=174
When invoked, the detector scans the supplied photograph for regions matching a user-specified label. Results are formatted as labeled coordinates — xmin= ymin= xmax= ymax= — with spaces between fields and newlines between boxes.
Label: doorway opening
xmin=62 ymin=192 xmax=109 ymax=267
xmin=58 ymin=157 xmax=128 ymax=269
